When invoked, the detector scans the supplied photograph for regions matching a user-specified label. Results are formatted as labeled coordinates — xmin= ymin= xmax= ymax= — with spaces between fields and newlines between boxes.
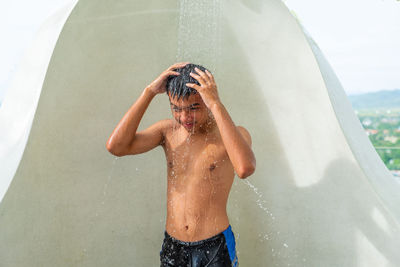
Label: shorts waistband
xmin=164 ymin=225 xmax=231 ymax=247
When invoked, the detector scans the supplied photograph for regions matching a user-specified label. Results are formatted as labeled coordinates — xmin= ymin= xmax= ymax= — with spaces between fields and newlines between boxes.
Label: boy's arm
xmin=106 ymin=62 xmax=188 ymax=156
xmin=210 ymin=103 xmax=256 ymax=179
xmin=106 ymin=87 xmax=158 ymax=156
xmin=186 ymin=68 xmax=256 ymax=179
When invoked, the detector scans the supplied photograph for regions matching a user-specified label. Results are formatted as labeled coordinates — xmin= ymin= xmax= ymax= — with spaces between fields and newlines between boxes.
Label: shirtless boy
xmin=106 ymin=62 xmax=256 ymax=266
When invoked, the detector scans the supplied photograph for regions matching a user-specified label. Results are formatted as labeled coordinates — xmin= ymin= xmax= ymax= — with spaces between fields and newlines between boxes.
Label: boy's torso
xmin=161 ymin=119 xmax=235 ymax=242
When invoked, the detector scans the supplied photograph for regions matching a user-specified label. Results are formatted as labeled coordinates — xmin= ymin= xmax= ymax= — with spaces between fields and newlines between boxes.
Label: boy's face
xmin=168 ymin=92 xmax=211 ymax=133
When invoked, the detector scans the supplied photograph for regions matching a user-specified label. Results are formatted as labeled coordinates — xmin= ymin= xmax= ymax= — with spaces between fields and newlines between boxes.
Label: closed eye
xmin=173 ymin=107 xmax=198 ymax=112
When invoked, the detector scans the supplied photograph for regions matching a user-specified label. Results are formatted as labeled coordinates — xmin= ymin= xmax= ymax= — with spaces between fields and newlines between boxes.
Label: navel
xmin=168 ymin=161 xmax=173 ymax=168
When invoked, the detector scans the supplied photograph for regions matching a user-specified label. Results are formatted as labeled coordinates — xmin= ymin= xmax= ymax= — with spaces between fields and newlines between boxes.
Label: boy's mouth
xmin=184 ymin=122 xmax=194 ymax=129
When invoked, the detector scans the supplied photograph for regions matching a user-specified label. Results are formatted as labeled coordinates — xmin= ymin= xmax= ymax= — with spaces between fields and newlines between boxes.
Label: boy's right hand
xmin=146 ymin=62 xmax=190 ymax=96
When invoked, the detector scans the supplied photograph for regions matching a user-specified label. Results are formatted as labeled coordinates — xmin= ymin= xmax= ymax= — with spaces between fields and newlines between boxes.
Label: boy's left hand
xmin=186 ymin=67 xmax=221 ymax=109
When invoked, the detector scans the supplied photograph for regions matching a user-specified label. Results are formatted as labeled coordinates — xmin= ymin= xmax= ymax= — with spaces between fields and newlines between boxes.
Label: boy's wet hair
xmin=166 ymin=63 xmax=209 ymax=101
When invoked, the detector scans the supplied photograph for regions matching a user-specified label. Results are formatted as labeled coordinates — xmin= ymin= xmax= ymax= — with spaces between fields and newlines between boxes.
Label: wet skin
xmin=162 ymin=92 xmax=235 ymax=242
xmin=106 ymin=62 xmax=255 ymax=242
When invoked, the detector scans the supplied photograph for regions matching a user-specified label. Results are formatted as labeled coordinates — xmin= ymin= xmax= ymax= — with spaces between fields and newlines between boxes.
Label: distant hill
xmin=348 ymin=89 xmax=400 ymax=109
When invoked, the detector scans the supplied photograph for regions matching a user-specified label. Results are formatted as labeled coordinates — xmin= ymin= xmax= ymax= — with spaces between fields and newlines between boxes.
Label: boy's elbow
xmin=237 ymin=164 xmax=256 ymax=179
xmin=106 ymin=142 xmax=123 ymax=157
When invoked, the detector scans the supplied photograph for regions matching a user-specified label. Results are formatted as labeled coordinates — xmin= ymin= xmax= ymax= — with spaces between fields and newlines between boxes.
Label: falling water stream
xmin=176 ymin=0 xmax=222 ymax=73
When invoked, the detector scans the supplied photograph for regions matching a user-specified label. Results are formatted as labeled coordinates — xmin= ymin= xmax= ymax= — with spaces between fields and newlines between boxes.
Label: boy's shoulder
xmin=158 ymin=119 xmax=178 ymax=139
xmin=159 ymin=118 xmax=176 ymax=130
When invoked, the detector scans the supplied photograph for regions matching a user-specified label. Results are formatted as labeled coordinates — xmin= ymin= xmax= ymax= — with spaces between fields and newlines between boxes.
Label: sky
xmin=0 ymin=0 xmax=399 ymax=104
xmin=0 ymin=0 xmax=71 ymax=103
xmin=284 ymin=0 xmax=400 ymax=95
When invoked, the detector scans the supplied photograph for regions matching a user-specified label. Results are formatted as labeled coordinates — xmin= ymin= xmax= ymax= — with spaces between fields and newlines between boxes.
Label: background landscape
xmin=348 ymin=88 xmax=400 ymax=179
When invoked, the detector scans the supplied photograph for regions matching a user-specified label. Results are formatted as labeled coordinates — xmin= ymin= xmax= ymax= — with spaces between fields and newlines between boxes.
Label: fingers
xmin=189 ymin=72 xmax=207 ymax=85
xmin=205 ymin=69 xmax=215 ymax=82
xmin=186 ymin=83 xmax=201 ymax=90
xmin=164 ymin=70 xmax=180 ymax=76
xmin=160 ymin=71 xmax=180 ymax=80
xmin=192 ymin=67 xmax=213 ymax=85
xmin=168 ymin=62 xmax=190 ymax=71
xmin=164 ymin=65 xmax=215 ymax=89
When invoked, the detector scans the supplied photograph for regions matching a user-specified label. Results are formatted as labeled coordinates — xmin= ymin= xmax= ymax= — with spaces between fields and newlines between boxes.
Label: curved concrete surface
xmin=1 ymin=0 xmax=400 ymax=266
xmin=0 ymin=0 xmax=78 ymax=204
xmin=302 ymin=26 xmax=400 ymax=222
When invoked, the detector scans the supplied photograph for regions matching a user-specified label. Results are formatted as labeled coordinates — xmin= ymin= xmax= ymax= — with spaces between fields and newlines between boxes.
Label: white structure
xmin=1 ymin=0 xmax=399 ymax=266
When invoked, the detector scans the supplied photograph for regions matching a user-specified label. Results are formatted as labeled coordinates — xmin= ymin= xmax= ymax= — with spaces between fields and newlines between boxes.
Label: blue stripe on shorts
xmin=222 ymin=225 xmax=238 ymax=267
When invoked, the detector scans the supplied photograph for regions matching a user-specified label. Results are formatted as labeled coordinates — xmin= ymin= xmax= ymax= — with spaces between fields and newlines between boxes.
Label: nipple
xmin=209 ymin=163 xmax=216 ymax=171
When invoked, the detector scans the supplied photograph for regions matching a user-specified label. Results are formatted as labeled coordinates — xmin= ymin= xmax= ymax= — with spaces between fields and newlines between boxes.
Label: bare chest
xmin=162 ymin=128 xmax=234 ymax=185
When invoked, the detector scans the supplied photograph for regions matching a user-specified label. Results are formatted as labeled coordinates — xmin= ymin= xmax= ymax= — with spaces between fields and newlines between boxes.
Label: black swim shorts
xmin=160 ymin=225 xmax=238 ymax=267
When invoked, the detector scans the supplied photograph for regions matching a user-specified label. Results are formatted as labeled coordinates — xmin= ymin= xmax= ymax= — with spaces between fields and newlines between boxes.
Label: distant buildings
xmin=384 ymin=136 xmax=398 ymax=144
xmin=362 ymin=118 xmax=372 ymax=126
xmin=391 ymin=170 xmax=400 ymax=178
xmin=365 ymin=129 xmax=378 ymax=136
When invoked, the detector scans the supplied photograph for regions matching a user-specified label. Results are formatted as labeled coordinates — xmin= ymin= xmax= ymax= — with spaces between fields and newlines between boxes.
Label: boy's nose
xmin=180 ymin=110 xmax=193 ymax=122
